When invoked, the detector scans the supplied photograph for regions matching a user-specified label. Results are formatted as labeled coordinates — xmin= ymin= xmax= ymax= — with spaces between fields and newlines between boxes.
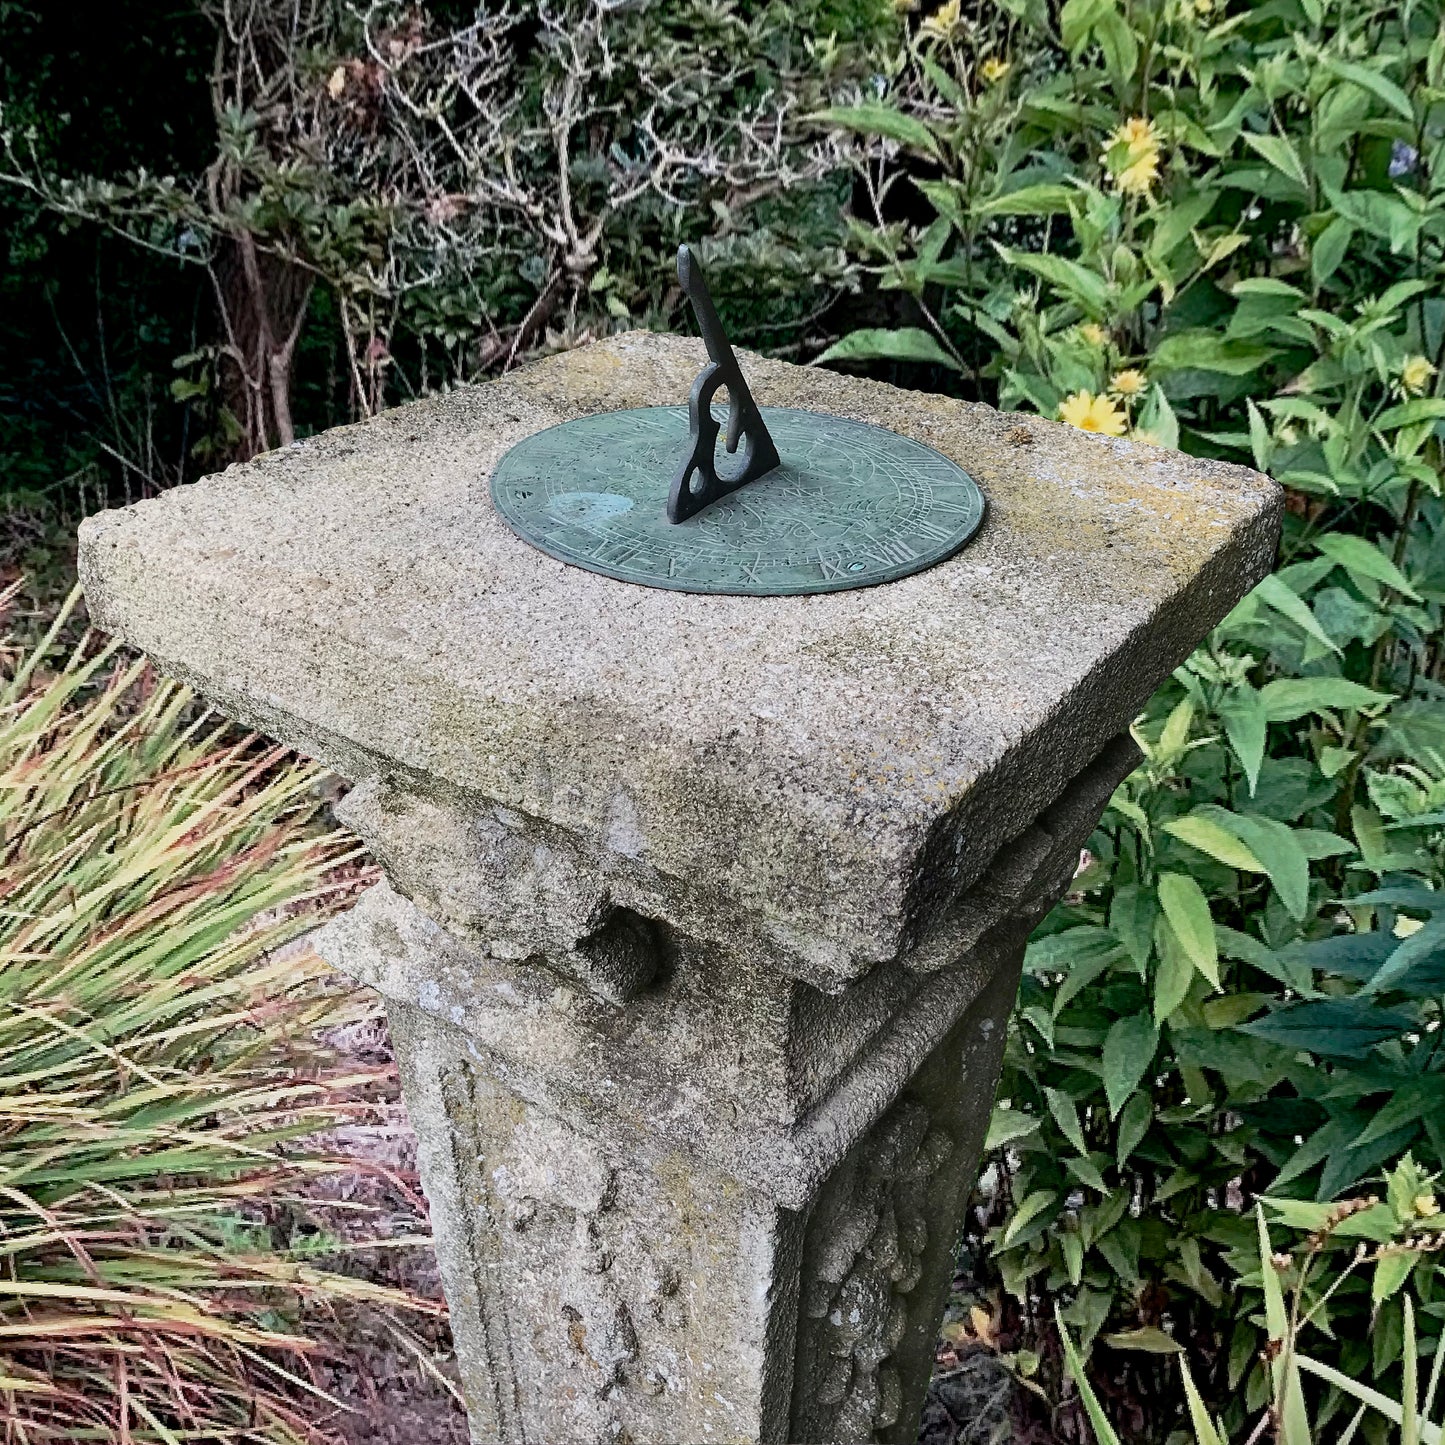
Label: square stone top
xmin=78 ymin=332 xmax=1279 ymax=986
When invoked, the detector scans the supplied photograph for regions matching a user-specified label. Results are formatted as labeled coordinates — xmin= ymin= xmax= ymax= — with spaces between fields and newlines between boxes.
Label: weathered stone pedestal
xmin=78 ymin=333 xmax=1279 ymax=1445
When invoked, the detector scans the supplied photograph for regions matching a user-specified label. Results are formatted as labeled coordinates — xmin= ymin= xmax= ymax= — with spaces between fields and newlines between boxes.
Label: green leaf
xmin=1257 ymin=1206 xmax=1288 ymax=1343
xmin=1115 ymin=1090 xmax=1152 ymax=1169
xmin=1351 ymin=1087 xmax=1436 ymax=1150
xmin=1061 ymin=1229 xmax=1084 ymax=1286
xmin=1312 ymin=217 xmax=1354 ymax=287
xmin=1059 ymin=0 xmax=1109 ymax=49
xmin=1254 ymin=574 xmax=1343 ymax=655
xmin=974 ymin=183 xmax=1079 ymax=218
xmin=1219 ymin=686 xmax=1269 ymax=794
xmin=1102 ymin=1014 xmax=1160 ymax=1118
xmin=814 ymin=327 xmax=960 ymax=370
xmin=1204 ymin=810 xmax=1312 ymax=922
xmin=1156 ymin=872 xmax=1221 ymax=987
xmin=996 ymin=247 xmax=1111 ymax=314
xmin=1315 ymin=533 xmax=1422 ymax=600
xmin=1294 ymin=828 xmax=1355 ymax=860
xmin=1109 ymin=883 xmax=1157 ymax=972
xmin=1264 ymin=1197 xmax=1397 ymax=1242
xmin=1027 ymin=925 xmax=1126 ymax=972
xmin=1324 ymin=59 xmax=1416 ymax=122
xmin=809 ymin=103 xmax=942 ymax=160
xmin=1241 ymin=131 xmax=1310 ymax=190
xmin=1267 ymin=1241 xmax=1313 ymax=1445
xmin=913 ymin=178 xmax=968 ymax=232
xmin=1146 ymin=192 xmax=1217 ymax=264
xmin=986 ymin=1105 xmax=1042 ymax=1150
xmin=1044 ymin=1086 xmax=1089 ymax=1155
xmin=1097 ymin=1221 xmax=1143 ymax=1284
xmin=1136 ymin=386 xmax=1179 ymax=449
xmin=1246 ymin=398 xmax=1273 ymax=472
xmin=918 ymin=56 xmax=968 ymax=111
xmin=1180 ymin=1356 xmax=1227 ymax=1445
xmin=1056 ymin=1306 xmax=1123 ymax=1445
xmin=1094 ymin=7 xmax=1139 ymax=86
xmin=1376 ymin=701 xmax=1445 ymax=761
xmin=1350 ymin=886 xmax=1445 ymax=911
xmin=1327 ymin=186 xmax=1424 ymax=254
xmin=1105 ymin=1326 xmax=1182 ymax=1354
xmin=1261 ymin=1196 xmax=1333 ymax=1231
xmin=1364 ymin=915 xmax=1445 ymax=996
xmin=1240 ymin=998 xmax=1416 ymax=1056
xmin=1257 ymin=1204 xmax=1311 ymax=1445
xmin=1066 ymin=1152 xmax=1111 ymax=1193
xmin=1376 ymin=397 xmax=1445 ymax=430
xmin=1165 ymin=814 xmax=1264 ymax=872
xmin=1153 ymin=913 xmax=1196 ymax=1022
xmin=1004 ymin=1189 xmax=1058 ymax=1246
xmin=1026 ymin=927 xmax=1128 ymax=1012
xmin=1152 ymin=330 xmax=1276 ymax=375
xmin=1373 ymin=1250 xmax=1415 ymax=1306
xmin=1258 ymin=676 xmax=1394 ymax=721
xmin=1295 ymin=1356 xmax=1444 ymax=1445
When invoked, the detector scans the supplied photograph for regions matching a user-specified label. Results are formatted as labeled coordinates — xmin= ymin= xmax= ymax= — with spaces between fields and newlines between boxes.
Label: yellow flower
xmin=1130 ymin=428 xmax=1163 ymax=447
xmin=1415 ymin=1193 xmax=1440 ymax=1218
xmin=1059 ymin=391 xmax=1128 ymax=436
xmin=919 ymin=0 xmax=962 ymax=37
xmin=1116 ymin=117 xmax=1160 ymax=150
xmin=1110 ymin=368 xmax=1149 ymax=397
xmin=1103 ymin=116 xmax=1162 ymax=196
xmin=980 ymin=55 xmax=1012 ymax=83
xmin=1400 ymin=355 xmax=1437 ymax=397
xmin=1116 ymin=150 xmax=1160 ymax=195
xmin=1079 ymin=323 xmax=1109 ymax=347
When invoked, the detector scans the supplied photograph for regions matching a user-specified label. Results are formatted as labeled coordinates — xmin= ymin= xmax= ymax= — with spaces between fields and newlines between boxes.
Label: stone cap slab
xmin=78 ymin=332 xmax=1280 ymax=986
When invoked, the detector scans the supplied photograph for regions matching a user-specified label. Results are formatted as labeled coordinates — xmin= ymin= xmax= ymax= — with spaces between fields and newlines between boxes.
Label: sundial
xmin=491 ymin=246 xmax=986 ymax=596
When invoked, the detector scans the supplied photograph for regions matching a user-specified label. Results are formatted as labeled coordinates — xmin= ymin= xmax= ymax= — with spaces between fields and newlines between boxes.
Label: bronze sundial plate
xmin=490 ymin=405 xmax=986 ymax=596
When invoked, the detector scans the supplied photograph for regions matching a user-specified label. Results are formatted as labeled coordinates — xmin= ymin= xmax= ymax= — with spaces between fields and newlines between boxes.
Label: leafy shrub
xmin=1 ymin=0 xmax=890 ymax=470
xmin=813 ymin=0 xmax=1445 ymax=1429
xmin=1061 ymin=1188 xmax=1445 ymax=1445
xmin=0 ymin=585 xmax=434 ymax=1441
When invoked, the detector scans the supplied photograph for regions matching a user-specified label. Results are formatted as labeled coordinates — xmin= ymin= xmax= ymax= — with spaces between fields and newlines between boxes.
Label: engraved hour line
xmin=591 ymin=539 xmax=641 ymax=566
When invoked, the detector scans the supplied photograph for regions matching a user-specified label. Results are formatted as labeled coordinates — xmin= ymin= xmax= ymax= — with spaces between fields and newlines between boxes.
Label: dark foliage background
xmin=1 ymin=1 xmax=214 ymax=531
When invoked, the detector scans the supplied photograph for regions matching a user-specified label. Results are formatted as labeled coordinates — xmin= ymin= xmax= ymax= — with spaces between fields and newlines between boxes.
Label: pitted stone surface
xmin=310 ymin=732 xmax=1138 ymax=1211
xmin=77 ymin=332 xmax=1280 ymax=988
xmin=383 ymin=939 xmax=1018 ymax=1445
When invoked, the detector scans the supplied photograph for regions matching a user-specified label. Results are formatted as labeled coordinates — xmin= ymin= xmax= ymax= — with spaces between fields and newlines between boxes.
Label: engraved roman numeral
xmin=865 ymin=538 xmax=919 ymax=565
xmin=928 ymin=495 xmax=978 ymax=517
xmin=911 ymin=518 xmax=956 ymax=542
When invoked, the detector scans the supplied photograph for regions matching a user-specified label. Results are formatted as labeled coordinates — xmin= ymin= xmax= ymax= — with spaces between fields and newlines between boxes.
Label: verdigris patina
xmin=490 ymin=246 xmax=985 ymax=592
xmin=77 ymin=330 xmax=1280 ymax=1444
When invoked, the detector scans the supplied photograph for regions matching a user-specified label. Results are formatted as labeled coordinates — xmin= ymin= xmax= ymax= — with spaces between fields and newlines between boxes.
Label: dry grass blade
xmin=0 ymin=587 xmax=437 ymax=1442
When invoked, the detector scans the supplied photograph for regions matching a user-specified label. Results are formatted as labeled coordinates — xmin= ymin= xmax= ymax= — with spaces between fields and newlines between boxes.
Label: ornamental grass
xmin=0 ymin=582 xmax=439 ymax=1442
